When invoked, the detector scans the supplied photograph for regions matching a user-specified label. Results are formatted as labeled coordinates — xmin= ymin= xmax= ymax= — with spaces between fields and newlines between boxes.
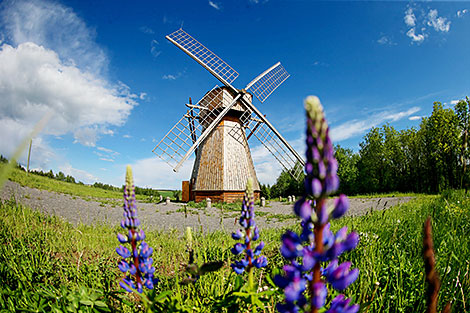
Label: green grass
xmin=1 ymin=191 xmax=468 ymax=312
xmin=3 ymin=165 xmax=174 ymax=202
xmin=346 ymin=191 xmax=426 ymax=199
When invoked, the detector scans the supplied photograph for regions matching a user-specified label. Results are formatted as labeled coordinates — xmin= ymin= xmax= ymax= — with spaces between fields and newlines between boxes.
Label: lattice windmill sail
xmin=153 ymin=28 xmax=305 ymax=202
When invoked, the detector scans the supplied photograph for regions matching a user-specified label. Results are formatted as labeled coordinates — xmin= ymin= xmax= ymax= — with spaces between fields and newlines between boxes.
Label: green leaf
xmin=93 ymin=301 xmax=107 ymax=308
xmin=79 ymin=300 xmax=94 ymax=306
xmin=154 ymin=290 xmax=173 ymax=302
xmin=232 ymin=291 xmax=251 ymax=298
xmin=233 ymin=275 xmax=244 ymax=290
xmin=265 ymin=273 xmax=277 ymax=288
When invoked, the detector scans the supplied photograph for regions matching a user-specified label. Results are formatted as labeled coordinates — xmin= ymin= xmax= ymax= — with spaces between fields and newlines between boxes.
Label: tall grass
xmin=0 ymin=191 xmax=468 ymax=312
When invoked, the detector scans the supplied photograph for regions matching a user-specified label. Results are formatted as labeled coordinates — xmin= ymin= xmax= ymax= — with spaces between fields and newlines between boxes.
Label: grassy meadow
xmin=4 ymin=166 xmax=174 ymax=201
xmin=0 ymin=172 xmax=469 ymax=312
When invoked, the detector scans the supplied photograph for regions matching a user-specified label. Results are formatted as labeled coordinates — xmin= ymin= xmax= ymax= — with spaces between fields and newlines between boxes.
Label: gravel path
xmin=1 ymin=180 xmax=414 ymax=233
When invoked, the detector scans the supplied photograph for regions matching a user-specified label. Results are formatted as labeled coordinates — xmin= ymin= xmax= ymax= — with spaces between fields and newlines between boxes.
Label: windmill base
xmin=192 ymin=190 xmax=260 ymax=204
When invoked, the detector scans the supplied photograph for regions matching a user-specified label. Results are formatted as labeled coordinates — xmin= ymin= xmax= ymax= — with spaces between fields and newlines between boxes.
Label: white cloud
xmin=0 ymin=0 xmax=107 ymax=76
xmin=406 ymin=28 xmax=426 ymax=43
xmin=150 ymin=39 xmax=161 ymax=58
xmin=386 ymin=106 xmax=421 ymax=121
xmin=313 ymin=60 xmax=329 ymax=67
xmin=409 ymin=116 xmax=422 ymax=121
xmin=95 ymin=146 xmax=119 ymax=163
xmin=0 ymin=43 xmax=137 ymax=150
xmin=139 ymin=92 xmax=147 ymax=100
xmin=123 ymin=134 xmax=132 ymax=138
xmin=330 ymin=107 xmax=421 ymax=142
xmin=250 ymin=144 xmax=282 ymax=185
xmin=163 ymin=74 xmax=177 ymax=80
xmin=427 ymin=9 xmax=450 ymax=32
xmin=457 ymin=9 xmax=468 ymax=18
xmin=58 ymin=163 xmax=99 ymax=184
xmin=97 ymin=146 xmax=118 ymax=155
xmin=0 ymin=0 xmax=139 ymax=167
xmin=249 ymin=134 xmax=305 ymax=186
xmin=139 ymin=26 xmax=154 ymax=34
xmin=377 ymin=36 xmax=396 ymax=46
xmin=128 ymin=157 xmax=193 ymax=189
xmin=404 ymin=7 xmax=417 ymax=27
xmin=404 ymin=7 xmax=426 ymax=44
xmin=450 ymin=100 xmax=460 ymax=105
xmin=99 ymin=158 xmax=114 ymax=162
xmin=404 ymin=6 xmax=452 ymax=44
xmin=162 ymin=72 xmax=183 ymax=80
xmin=208 ymin=1 xmax=221 ymax=10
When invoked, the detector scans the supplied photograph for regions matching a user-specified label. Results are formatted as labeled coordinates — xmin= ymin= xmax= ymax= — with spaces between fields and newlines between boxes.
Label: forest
xmin=264 ymin=98 xmax=470 ymax=198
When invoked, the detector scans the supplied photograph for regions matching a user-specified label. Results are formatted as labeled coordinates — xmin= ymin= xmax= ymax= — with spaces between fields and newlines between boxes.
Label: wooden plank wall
xmin=182 ymin=181 xmax=190 ymax=202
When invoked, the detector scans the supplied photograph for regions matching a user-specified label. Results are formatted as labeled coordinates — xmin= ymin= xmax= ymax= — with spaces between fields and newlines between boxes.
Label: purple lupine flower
xmin=275 ymin=96 xmax=358 ymax=313
xmin=230 ymin=178 xmax=267 ymax=274
xmin=116 ymin=166 xmax=158 ymax=293
xmin=326 ymin=295 xmax=360 ymax=313
xmin=312 ymin=282 xmax=327 ymax=309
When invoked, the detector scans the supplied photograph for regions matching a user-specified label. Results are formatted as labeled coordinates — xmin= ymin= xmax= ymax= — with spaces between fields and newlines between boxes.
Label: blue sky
xmin=0 ymin=0 xmax=469 ymax=188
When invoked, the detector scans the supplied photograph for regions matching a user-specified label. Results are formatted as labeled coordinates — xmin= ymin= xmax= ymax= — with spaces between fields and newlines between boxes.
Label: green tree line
xmin=263 ymin=98 xmax=470 ymax=197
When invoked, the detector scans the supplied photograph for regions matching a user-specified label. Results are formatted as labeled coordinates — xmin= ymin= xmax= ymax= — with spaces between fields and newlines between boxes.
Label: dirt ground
xmin=1 ymin=180 xmax=414 ymax=233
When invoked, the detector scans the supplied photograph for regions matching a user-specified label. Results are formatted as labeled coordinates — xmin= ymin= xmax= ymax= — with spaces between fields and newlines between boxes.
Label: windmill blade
xmin=166 ymin=28 xmax=239 ymax=87
xmin=245 ymin=62 xmax=290 ymax=103
xmin=152 ymin=86 xmax=241 ymax=171
xmin=235 ymin=97 xmax=305 ymax=180
xmin=242 ymin=110 xmax=304 ymax=180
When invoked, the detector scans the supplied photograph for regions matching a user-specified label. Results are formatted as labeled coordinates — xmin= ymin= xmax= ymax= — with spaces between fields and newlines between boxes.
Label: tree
xmin=259 ymin=183 xmax=271 ymax=199
xmin=55 ymin=171 xmax=66 ymax=181
xmin=334 ymin=145 xmax=359 ymax=194
xmin=271 ymin=169 xmax=304 ymax=198
xmin=65 ymin=175 xmax=76 ymax=184
xmin=357 ymin=127 xmax=385 ymax=193
xmin=454 ymin=97 xmax=470 ymax=189
xmin=399 ymin=127 xmax=424 ymax=192
xmin=421 ymin=102 xmax=460 ymax=192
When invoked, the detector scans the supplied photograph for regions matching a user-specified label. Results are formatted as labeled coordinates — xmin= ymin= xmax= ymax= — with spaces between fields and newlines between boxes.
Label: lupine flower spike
xmin=275 ymin=96 xmax=359 ymax=313
xmin=116 ymin=165 xmax=158 ymax=293
xmin=231 ymin=178 xmax=268 ymax=275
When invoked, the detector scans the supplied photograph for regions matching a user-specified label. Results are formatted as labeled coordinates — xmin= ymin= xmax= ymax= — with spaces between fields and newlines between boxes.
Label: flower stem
xmin=130 ymin=229 xmax=142 ymax=284
xmin=249 ymin=266 xmax=257 ymax=313
xmin=311 ymin=198 xmax=325 ymax=313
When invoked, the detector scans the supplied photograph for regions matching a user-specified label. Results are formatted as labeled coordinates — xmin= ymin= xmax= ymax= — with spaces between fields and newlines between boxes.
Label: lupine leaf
xmin=232 ymin=291 xmax=251 ymax=298
xmin=153 ymin=290 xmax=173 ymax=302
xmin=233 ymin=275 xmax=244 ymax=290
xmin=94 ymin=301 xmax=107 ymax=308
xmin=79 ymin=299 xmax=94 ymax=306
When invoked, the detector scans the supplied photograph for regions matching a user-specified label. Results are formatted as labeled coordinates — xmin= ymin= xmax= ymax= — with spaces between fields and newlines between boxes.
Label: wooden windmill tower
xmin=153 ymin=29 xmax=305 ymax=203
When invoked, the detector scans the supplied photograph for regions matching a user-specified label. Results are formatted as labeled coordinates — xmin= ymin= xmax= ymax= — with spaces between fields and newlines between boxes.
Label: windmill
xmin=153 ymin=28 xmax=305 ymax=203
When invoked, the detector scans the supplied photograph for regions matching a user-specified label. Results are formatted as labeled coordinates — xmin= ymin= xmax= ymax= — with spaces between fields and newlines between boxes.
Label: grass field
xmin=0 ymin=182 xmax=468 ymax=312
xmin=3 ymin=166 xmax=175 ymax=201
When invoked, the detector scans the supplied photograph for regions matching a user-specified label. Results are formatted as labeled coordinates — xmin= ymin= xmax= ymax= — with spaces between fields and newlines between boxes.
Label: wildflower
xmin=275 ymin=96 xmax=359 ymax=313
xmin=230 ymin=178 xmax=267 ymax=275
xmin=116 ymin=166 xmax=158 ymax=293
